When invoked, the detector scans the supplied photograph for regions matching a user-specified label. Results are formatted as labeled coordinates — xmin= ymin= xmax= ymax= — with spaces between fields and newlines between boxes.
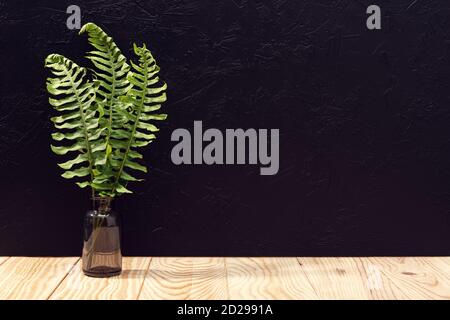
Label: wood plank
xmin=361 ymin=257 xmax=450 ymax=300
xmin=0 ymin=257 xmax=78 ymax=300
xmin=297 ymin=257 xmax=372 ymax=299
xmin=227 ymin=258 xmax=318 ymax=299
xmin=0 ymin=257 xmax=448 ymax=300
xmin=139 ymin=257 xmax=227 ymax=300
xmin=50 ymin=257 xmax=151 ymax=300
xmin=0 ymin=257 xmax=9 ymax=266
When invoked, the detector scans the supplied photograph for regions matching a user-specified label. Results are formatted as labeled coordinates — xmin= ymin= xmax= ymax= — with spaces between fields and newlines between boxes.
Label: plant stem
xmin=104 ymin=48 xmax=116 ymax=153
xmin=86 ymin=213 xmax=106 ymax=271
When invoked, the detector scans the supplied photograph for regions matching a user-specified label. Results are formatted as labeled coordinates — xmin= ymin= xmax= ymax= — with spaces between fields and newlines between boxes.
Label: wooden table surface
xmin=0 ymin=257 xmax=448 ymax=300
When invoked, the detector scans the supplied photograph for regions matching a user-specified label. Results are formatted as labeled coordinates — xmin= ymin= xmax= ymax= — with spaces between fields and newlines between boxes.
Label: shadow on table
xmin=119 ymin=269 xmax=148 ymax=278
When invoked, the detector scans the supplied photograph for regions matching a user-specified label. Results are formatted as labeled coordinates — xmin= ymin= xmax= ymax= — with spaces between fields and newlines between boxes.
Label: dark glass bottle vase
xmin=82 ymin=197 xmax=122 ymax=277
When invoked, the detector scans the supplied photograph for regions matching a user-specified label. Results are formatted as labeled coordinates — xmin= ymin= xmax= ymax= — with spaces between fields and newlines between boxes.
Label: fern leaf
xmin=45 ymin=54 xmax=104 ymax=191
xmin=46 ymin=25 xmax=168 ymax=197
xmin=79 ymin=23 xmax=132 ymax=156
xmin=110 ymin=43 xmax=168 ymax=195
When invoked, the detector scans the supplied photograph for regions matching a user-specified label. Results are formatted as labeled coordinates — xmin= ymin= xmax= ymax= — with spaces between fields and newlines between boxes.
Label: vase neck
xmin=92 ymin=197 xmax=113 ymax=213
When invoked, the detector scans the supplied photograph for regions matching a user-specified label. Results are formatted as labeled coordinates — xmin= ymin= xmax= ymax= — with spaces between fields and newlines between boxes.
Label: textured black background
xmin=0 ymin=0 xmax=450 ymax=256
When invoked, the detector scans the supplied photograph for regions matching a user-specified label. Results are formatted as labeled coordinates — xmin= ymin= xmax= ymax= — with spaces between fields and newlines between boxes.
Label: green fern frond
xmin=109 ymin=43 xmax=168 ymax=195
xmin=79 ymin=23 xmax=132 ymax=155
xmin=45 ymin=54 xmax=106 ymax=192
xmin=46 ymin=24 xmax=168 ymax=198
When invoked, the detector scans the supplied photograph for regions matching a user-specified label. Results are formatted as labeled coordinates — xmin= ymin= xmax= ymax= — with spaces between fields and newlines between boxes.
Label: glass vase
xmin=82 ymin=196 xmax=122 ymax=277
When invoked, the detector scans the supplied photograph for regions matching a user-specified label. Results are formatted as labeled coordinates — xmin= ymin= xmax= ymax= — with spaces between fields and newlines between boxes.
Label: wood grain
xmin=50 ymin=257 xmax=151 ymax=300
xmin=139 ymin=257 xmax=228 ymax=300
xmin=227 ymin=258 xmax=318 ymax=299
xmin=0 ymin=257 xmax=79 ymax=300
xmin=0 ymin=257 xmax=9 ymax=266
xmin=361 ymin=257 xmax=450 ymax=300
xmin=297 ymin=257 xmax=372 ymax=299
xmin=0 ymin=257 xmax=449 ymax=300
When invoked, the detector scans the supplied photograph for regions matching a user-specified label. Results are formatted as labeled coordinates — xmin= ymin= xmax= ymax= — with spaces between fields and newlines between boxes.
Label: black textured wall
xmin=1 ymin=0 xmax=450 ymax=256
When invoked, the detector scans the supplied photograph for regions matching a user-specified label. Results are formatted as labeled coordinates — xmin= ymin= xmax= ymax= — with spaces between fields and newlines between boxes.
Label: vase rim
xmin=91 ymin=196 xmax=113 ymax=212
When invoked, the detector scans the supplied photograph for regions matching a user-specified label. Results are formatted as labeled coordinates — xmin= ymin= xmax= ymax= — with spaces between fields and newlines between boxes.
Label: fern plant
xmin=109 ymin=44 xmax=167 ymax=195
xmin=45 ymin=23 xmax=167 ymax=198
